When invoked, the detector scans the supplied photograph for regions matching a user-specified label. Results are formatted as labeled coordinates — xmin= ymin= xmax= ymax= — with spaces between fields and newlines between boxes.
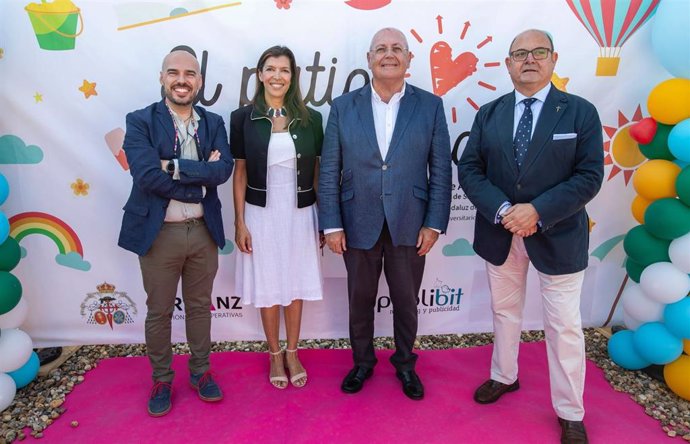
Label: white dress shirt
xmin=371 ymin=81 xmax=406 ymax=160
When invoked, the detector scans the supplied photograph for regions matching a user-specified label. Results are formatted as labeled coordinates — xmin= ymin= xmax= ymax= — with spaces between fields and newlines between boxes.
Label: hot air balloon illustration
xmin=565 ymin=0 xmax=660 ymax=76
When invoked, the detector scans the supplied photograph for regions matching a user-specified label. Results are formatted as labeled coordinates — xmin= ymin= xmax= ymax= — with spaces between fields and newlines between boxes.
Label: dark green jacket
xmin=230 ymin=104 xmax=323 ymax=208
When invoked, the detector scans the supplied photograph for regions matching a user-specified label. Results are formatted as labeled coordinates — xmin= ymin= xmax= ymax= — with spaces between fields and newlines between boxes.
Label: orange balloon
xmin=684 ymin=339 xmax=690 ymax=355
xmin=664 ymin=354 xmax=690 ymax=401
xmin=632 ymin=159 xmax=681 ymax=200
xmin=631 ymin=195 xmax=653 ymax=224
xmin=648 ymin=78 xmax=690 ymax=125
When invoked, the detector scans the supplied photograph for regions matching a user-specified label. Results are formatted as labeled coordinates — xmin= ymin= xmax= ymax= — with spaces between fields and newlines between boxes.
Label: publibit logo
xmin=376 ymin=278 xmax=463 ymax=314
xmin=81 ymin=282 xmax=137 ymax=329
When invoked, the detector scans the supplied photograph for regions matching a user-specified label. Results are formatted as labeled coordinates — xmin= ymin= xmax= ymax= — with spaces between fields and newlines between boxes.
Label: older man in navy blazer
xmin=458 ymin=30 xmax=603 ymax=443
xmin=319 ymin=27 xmax=452 ymax=400
xmin=118 ymin=49 xmax=233 ymax=417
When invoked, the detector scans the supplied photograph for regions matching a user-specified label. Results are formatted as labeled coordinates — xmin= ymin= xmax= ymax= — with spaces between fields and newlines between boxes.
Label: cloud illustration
xmin=218 ymin=239 xmax=234 ymax=255
xmin=442 ymin=238 xmax=475 ymax=257
xmin=55 ymin=252 xmax=91 ymax=271
xmin=0 ymin=135 xmax=44 ymax=164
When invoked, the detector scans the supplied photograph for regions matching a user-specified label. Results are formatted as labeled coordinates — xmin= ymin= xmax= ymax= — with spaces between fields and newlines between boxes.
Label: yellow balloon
xmin=665 ymin=355 xmax=690 ymax=401
xmin=632 ymin=159 xmax=682 ymax=200
xmin=631 ymin=195 xmax=653 ymax=224
xmin=684 ymin=339 xmax=690 ymax=355
xmin=647 ymin=78 xmax=690 ymax=125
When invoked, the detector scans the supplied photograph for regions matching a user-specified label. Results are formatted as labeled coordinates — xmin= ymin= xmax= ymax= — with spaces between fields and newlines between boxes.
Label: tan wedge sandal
xmin=269 ymin=349 xmax=288 ymax=389
xmin=285 ymin=349 xmax=307 ymax=388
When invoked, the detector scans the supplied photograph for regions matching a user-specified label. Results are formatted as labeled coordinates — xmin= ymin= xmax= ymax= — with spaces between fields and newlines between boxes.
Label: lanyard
xmin=166 ymin=105 xmax=201 ymax=160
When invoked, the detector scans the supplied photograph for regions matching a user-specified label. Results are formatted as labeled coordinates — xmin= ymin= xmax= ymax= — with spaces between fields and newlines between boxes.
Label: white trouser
xmin=486 ymin=235 xmax=586 ymax=421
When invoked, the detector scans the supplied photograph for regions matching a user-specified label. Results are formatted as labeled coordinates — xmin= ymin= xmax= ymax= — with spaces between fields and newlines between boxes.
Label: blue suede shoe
xmin=190 ymin=371 xmax=223 ymax=402
xmin=147 ymin=382 xmax=172 ymax=417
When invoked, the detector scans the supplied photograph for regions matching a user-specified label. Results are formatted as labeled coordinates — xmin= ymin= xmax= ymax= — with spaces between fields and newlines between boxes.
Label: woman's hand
xmin=235 ymin=223 xmax=253 ymax=253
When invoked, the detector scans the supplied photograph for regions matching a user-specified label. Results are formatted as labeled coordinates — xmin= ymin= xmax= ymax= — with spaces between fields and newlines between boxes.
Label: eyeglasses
xmin=509 ymin=47 xmax=552 ymax=61
xmin=370 ymin=45 xmax=408 ymax=57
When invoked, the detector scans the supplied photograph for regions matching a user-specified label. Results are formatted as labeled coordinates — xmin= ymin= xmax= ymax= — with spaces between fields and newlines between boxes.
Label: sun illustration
xmin=410 ymin=16 xmax=500 ymax=124
xmin=603 ymin=105 xmax=645 ymax=185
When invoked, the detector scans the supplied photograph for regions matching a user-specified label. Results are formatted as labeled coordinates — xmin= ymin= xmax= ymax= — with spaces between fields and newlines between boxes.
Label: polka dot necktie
xmin=514 ymin=98 xmax=537 ymax=169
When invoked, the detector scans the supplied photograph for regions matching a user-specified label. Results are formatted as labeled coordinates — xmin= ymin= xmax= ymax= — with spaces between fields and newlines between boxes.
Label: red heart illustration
xmin=629 ymin=117 xmax=657 ymax=144
xmin=430 ymin=41 xmax=478 ymax=96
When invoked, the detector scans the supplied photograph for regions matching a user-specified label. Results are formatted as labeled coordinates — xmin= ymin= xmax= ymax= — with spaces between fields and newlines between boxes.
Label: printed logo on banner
xmin=376 ymin=278 xmax=463 ymax=315
xmin=603 ymin=105 xmax=646 ymax=185
xmin=173 ymin=296 xmax=244 ymax=321
xmin=80 ymin=282 xmax=137 ymax=329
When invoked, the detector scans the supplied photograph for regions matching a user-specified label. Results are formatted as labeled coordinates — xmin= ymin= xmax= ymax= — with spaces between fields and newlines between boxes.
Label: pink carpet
xmin=39 ymin=342 xmax=668 ymax=443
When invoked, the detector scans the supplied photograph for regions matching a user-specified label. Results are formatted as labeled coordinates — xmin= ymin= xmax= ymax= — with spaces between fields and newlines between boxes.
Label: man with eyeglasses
xmin=458 ymin=29 xmax=603 ymax=443
xmin=118 ymin=48 xmax=233 ymax=416
xmin=319 ymin=27 xmax=451 ymax=400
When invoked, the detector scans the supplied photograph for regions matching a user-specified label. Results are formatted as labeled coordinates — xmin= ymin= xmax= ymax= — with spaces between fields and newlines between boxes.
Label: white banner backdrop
xmin=0 ymin=0 xmax=669 ymax=346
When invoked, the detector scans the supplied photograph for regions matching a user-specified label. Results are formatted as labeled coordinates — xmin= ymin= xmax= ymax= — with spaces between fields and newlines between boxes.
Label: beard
xmin=164 ymin=83 xmax=196 ymax=106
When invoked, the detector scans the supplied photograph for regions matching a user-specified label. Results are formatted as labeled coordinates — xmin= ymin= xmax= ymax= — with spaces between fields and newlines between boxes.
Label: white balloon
xmin=0 ymin=373 xmax=16 ymax=412
xmin=669 ymin=232 xmax=690 ymax=274
xmin=0 ymin=297 xmax=28 ymax=329
xmin=640 ymin=262 xmax=690 ymax=304
xmin=0 ymin=329 xmax=33 ymax=373
xmin=621 ymin=283 xmax=665 ymax=324
xmin=623 ymin=311 xmax=644 ymax=331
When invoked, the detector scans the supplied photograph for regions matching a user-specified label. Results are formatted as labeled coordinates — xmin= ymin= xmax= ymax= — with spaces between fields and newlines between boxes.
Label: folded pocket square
xmin=553 ymin=133 xmax=577 ymax=140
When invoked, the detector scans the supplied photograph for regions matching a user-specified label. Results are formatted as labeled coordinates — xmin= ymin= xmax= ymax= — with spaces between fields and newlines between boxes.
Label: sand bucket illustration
xmin=25 ymin=0 xmax=83 ymax=51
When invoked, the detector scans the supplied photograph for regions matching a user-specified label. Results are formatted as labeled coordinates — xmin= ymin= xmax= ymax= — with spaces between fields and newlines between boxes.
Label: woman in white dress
xmin=230 ymin=46 xmax=324 ymax=389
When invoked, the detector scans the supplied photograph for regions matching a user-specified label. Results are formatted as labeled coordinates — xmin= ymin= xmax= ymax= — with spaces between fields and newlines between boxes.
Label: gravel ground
xmin=1 ymin=328 xmax=689 ymax=442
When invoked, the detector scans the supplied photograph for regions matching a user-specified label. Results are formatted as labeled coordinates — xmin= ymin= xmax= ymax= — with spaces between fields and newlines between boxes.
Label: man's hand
xmin=160 ymin=159 xmax=170 ymax=170
xmin=208 ymin=150 xmax=221 ymax=162
xmin=502 ymin=203 xmax=540 ymax=235
xmin=416 ymin=227 xmax=440 ymax=256
xmin=325 ymin=231 xmax=347 ymax=255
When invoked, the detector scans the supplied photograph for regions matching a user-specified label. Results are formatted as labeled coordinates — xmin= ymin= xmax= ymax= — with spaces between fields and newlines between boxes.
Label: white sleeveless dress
xmin=234 ymin=132 xmax=324 ymax=307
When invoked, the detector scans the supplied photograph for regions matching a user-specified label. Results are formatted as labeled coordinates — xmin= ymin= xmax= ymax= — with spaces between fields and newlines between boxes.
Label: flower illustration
xmin=275 ymin=0 xmax=292 ymax=9
xmin=71 ymin=178 xmax=90 ymax=196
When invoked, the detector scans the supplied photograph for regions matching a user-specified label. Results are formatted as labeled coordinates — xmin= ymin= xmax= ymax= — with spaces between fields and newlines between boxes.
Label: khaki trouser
xmin=139 ymin=218 xmax=218 ymax=382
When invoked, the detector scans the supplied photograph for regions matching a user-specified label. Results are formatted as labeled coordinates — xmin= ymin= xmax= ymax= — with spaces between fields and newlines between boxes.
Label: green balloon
xmin=0 ymin=237 xmax=21 ymax=271
xmin=623 ymin=225 xmax=671 ymax=267
xmin=0 ymin=271 xmax=22 ymax=315
xmin=644 ymin=198 xmax=690 ymax=240
xmin=625 ymin=257 xmax=645 ymax=283
xmin=639 ymin=123 xmax=675 ymax=161
xmin=677 ymin=166 xmax=690 ymax=207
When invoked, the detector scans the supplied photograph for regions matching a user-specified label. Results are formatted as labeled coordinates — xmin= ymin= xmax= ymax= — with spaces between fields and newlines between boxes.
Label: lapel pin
xmin=556 ymin=106 xmax=561 ymax=113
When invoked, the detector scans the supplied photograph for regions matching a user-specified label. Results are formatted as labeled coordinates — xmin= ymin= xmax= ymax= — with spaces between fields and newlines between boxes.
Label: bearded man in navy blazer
xmin=458 ymin=30 xmax=603 ymax=443
xmin=118 ymin=49 xmax=233 ymax=417
xmin=319 ymin=27 xmax=452 ymax=400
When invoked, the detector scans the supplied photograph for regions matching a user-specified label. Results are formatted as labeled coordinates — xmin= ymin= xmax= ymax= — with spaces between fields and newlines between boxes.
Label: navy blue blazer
xmin=458 ymin=84 xmax=604 ymax=275
xmin=318 ymin=83 xmax=452 ymax=249
xmin=118 ymin=100 xmax=234 ymax=256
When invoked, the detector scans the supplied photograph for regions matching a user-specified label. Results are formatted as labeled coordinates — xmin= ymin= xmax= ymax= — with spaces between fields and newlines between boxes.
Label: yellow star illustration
xmin=34 ymin=92 xmax=43 ymax=103
xmin=79 ymin=79 xmax=98 ymax=99
xmin=551 ymin=73 xmax=569 ymax=92
xmin=588 ymin=217 xmax=596 ymax=233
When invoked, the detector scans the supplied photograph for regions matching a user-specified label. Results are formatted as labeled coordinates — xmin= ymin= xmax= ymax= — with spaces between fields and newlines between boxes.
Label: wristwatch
xmin=166 ymin=160 xmax=176 ymax=175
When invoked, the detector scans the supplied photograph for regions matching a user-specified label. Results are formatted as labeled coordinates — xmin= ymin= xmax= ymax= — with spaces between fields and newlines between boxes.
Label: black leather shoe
xmin=473 ymin=379 xmax=520 ymax=404
xmin=396 ymin=370 xmax=424 ymax=400
xmin=341 ymin=366 xmax=373 ymax=394
xmin=558 ymin=418 xmax=588 ymax=444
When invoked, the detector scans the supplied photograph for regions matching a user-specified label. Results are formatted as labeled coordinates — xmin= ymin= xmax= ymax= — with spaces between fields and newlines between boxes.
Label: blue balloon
xmin=7 ymin=351 xmax=39 ymax=389
xmin=0 ymin=212 xmax=8 ymax=245
xmin=0 ymin=174 xmax=8 ymax=206
xmin=669 ymin=119 xmax=690 ymax=163
xmin=665 ymin=296 xmax=690 ymax=339
xmin=633 ymin=322 xmax=684 ymax=365
xmin=608 ymin=330 xmax=650 ymax=370
xmin=651 ymin=0 xmax=690 ymax=78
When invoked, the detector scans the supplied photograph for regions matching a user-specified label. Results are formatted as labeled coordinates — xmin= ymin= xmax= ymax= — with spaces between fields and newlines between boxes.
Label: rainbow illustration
xmin=9 ymin=211 xmax=83 ymax=255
